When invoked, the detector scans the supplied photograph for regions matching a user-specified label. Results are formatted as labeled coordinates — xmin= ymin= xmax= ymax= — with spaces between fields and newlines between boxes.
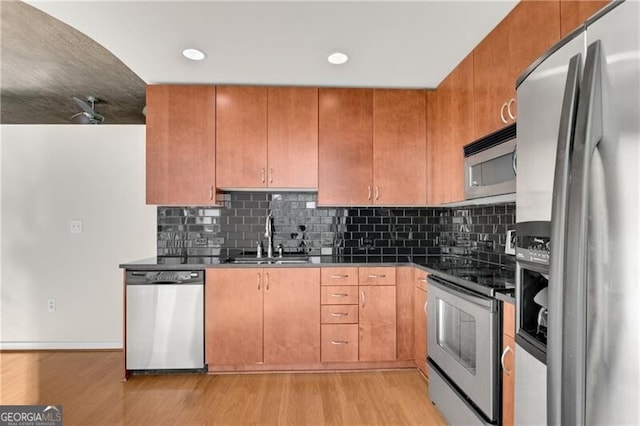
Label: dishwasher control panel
xmin=126 ymin=270 xmax=203 ymax=284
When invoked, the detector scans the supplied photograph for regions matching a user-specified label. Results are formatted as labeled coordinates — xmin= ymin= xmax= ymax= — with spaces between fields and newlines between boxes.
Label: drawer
xmin=321 ymin=267 xmax=359 ymax=286
xmin=321 ymin=285 xmax=359 ymax=305
xmin=359 ymin=266 xmax=396 ymax=285
xmin=321 ymin=324 xmax=359 ymax=362
xmin=321 ymin=305 xmax=358 ymax=324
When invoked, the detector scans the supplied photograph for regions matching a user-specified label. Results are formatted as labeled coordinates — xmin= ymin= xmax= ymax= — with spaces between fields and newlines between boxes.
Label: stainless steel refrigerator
xmin=515 ymin=0 xmax=639 ymax=424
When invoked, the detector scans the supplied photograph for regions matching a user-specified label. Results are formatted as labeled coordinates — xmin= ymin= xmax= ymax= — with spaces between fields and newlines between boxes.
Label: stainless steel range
xmin=425 ymin=258 xmax=512 ymax=425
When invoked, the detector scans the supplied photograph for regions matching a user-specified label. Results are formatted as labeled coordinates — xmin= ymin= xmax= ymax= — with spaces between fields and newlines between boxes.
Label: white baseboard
xmin=0 ymin=341 xmax=122 ymax=350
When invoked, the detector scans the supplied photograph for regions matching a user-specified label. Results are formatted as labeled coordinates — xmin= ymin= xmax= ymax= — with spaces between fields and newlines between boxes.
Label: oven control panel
xmin=516 ymin=235 xmax=551 ymax=265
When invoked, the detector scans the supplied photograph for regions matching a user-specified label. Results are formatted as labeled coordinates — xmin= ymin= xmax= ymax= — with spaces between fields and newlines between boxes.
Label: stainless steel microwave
xmin=464 ymin=124 xmax=517 ymax=199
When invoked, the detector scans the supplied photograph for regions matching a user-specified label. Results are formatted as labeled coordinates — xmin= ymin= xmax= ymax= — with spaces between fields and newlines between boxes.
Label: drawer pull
xmin=331 ymin=312 xmax=349 ymax=317
xmin=331 ymin=340 xmax=349 ymax=345
xmin=331 ymin=293 xmax=349 ymax=298
xmin=418 ymin=278 xmax=427 ymax=282
xmin=501 ymin=346 xmax=513 ymax=375
xmin=331 ymin=274 xmax=350 ymax=279
xmin=368 ymin=274 xmax=386 ymax=279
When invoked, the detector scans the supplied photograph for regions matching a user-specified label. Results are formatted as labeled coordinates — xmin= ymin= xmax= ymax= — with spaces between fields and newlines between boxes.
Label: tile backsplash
xmin=157 ymin=192 xmax=515 ymax=268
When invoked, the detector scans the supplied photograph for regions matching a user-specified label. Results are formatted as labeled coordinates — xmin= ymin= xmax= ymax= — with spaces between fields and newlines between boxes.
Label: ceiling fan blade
xmin=73 ymin=96 xmax=95 ymax=115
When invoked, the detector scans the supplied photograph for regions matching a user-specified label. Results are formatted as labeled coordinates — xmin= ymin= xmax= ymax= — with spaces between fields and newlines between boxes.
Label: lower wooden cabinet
xmin=359 ymin=285 xmax=396 ymax=361
xmin=206 ymin=268 xmax=320 ymax=367
xmin=502 ymin=302 xmax=516 ymax=426
xmin=413 ymin=270 xmax=429 ymax=377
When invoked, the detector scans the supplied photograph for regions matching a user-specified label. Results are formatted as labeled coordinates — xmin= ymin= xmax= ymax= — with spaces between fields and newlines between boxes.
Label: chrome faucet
xmin=265 ymin=212 xmax=274 ymax=258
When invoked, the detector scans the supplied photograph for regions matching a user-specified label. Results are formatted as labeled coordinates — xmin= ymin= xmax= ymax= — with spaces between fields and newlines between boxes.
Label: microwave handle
xmin=512 ymin=148 xmax=517 ymax=176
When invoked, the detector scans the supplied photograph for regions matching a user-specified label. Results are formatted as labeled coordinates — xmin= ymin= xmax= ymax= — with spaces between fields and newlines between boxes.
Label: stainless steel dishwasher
xmin=125 ymin=270 xmax=205 ymax=372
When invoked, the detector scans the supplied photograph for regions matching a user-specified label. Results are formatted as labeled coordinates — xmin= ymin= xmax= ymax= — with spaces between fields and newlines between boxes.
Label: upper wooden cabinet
xmin=216 ymin=86 xmax=268 ymax=188
xmin=427 ymin=53 xmax=474 ymax=205
xmin=267 ymin=87 xmax=318 ymax=189
xmin=319 ymin=88 xmax=427 ymax=206
xmin=216 ymin=86 xmax=318 ymax=189
xmin=473 ymin=1 xmax=560 ymax=138
xmin=318 ymin=88 xmax=373 ymax=205
xmin=373 ymin=89 xmax=427 ymax=205
xmin=560 ymin=1 xmax=609 ymax=37
xmin=146 ymin=85 xmax=217 ymax=205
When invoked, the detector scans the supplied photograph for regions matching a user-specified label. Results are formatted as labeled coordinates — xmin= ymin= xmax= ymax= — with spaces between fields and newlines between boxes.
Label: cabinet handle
xmin=424 ymin=300 xmax=428 ymax=315
xmin=368 ymin=274 xmax=386 ymax=279
xmin=331 ymin=274 xmax=349 ymax=279
xmin=331 ymin=340 xmax=349 ymax=345
xmin=261 ymin=168 xmax=265 ymax=183
xmin=331 ymin=312 xmax=349 ymax=317
xmin=500 ymin=102 xmax=509 ymax=124
xmin=375 ymin=186 xmax=380 ymax=200
xmin=257 ymin=273 xmax=261 ymax=290
xmin=361 ymin=290 xmax=366 ymax=308
xmin=209 ymin=185 xmax=214 ymax=201
xmin=418 ymin=278 xmax=427 ymax=282
xmin=501 ymin=345 xmax=513 ymax=375
xmin=367 ymin=185 xmax=372 ymax=201
xmin=269 ymin=168 xmax=273 ymax=184
xmin=507 ymin=98 xmax=517 ymax=121
xmin=265 ymin=273 xmax=269 ymax=290
xmin=331 ymin=293 xmax=348 ymax=298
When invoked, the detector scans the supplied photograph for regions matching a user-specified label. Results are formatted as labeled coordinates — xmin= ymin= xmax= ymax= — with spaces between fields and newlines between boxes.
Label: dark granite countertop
xmin=120 ymin=254 xmax=515 ymax=298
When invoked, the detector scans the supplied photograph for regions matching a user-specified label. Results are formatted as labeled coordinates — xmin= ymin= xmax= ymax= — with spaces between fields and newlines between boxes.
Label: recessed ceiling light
xmin=328 ymin=52 xmax=349 ymax=65
xmin=182 ymin=48 xmax=206 ymax=61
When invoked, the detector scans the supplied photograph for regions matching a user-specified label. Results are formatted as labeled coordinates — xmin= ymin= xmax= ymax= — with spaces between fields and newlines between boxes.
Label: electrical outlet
xmin=47 ymin=298 xmax=56 ymax=312
xmin=70 ymin=219 xmax=83 ymax=234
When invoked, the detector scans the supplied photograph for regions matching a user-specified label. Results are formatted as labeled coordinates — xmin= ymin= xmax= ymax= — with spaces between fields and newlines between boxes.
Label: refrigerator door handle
xmin=563 ymin=39 xmax=604 ymax=426
xmin=547 ymin=52 xmax=582 ymax=426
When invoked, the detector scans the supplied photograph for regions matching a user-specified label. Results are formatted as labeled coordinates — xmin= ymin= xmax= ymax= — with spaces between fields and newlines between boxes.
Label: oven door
xmin=428 ymin=275 xmax=499 ymax=421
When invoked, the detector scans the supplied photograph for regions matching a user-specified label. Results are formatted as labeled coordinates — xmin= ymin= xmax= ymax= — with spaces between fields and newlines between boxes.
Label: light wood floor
xmin=1 ymin=351 xmax=446 ymax=425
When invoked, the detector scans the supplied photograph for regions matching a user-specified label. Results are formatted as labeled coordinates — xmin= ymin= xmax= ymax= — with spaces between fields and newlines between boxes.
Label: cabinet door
xmin=359 ymin=285 xmax=396 ymax=361
xmin=267 ymin=87 xmax=318 ymax=188
xmin=414 ymin=286 xmax=428 ymax=376
xmin=396 ymin=267 xmax=415 ymax=361
xmin=502 ymin=334 xmax=516 ymax=426
xmin=560 ymin=1 xmax=608 ymax=37
xmin=427 ymin=53 xmax=473 ymax=205
xmin=321 ymin=324 xmax=359 ymax=362
xmin=473 ymin=17 xmax=512 ymax=138
xmin=372 ymin=89 xmax=427 ymax=205
xmin=318 ymin=88 xmax=373 ymax=205
xmin=216 ymin=86 xmax=268 ymax=188
xmin=263 ymin=268 xmax=320 ymax=364
xmin=146 ymin=85 xmax=216 ymax=205
xmin=206 ymin=268 xmax=263 ymax=365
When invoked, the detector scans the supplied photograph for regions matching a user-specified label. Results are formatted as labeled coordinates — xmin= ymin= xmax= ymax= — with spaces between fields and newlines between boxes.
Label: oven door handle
xmin=428 ymin=275 xmax=494 ymax=309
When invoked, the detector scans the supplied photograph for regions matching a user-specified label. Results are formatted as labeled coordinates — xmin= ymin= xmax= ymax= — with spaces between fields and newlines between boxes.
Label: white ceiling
xmin=27 ymin=1 xmax=518 ymax=89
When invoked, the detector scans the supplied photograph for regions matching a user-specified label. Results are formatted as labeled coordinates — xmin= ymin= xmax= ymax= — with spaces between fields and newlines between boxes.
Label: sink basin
xmin=224 ymin=256 xmax=309 ymax=265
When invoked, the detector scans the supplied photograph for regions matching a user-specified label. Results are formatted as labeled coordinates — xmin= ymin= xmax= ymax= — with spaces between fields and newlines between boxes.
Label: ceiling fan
xmin=71 ymin=95 xmax=105 ymax=124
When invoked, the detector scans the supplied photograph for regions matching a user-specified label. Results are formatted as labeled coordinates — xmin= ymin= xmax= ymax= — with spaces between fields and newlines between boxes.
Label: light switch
xmin=70 ymin=219 xmax=83 ymax=234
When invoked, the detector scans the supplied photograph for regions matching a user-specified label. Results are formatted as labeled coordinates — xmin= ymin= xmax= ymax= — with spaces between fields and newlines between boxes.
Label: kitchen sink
xmin=224 ymin=256 xmax=310 ymax=265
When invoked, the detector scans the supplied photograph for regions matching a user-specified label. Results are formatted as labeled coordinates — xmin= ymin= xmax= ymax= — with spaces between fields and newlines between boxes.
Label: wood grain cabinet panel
xmin=321 ymin=305 xmax=358 ymax=324
xmin=267 ymin=87 xmax=318 ymax=189
xmin=359 ymin=267 xmax=396 ymax=286
xmin=372 ymin=89 xmax=427 ymax=205
xmin=560 ymin=1 xmax=609 ymax=37
xmin=206 ymin=268 xmax=263 ymax=366
xmin=426 ymin=54 xmax=474 ymax=205
xmin=321 ymin=285 xmax=359 ymax=305
xmin=414 ymin=284 xmax=428 ymax=377
xmin=359 ymin=285 xmax=397 ymax=361
xmin=502 ymin=302 xmax=516 ymax=425
xmin=146 ymin=85 xmax=216 ymax=205
xmin=474 ymin=1 xmax=560 ymax=138
xmin=263 ymin=268 xmax=320 ymax=364
xmin=396 ymin=267 xmax=415 ymax=361
xmin=216 ymin=86 xmax=268 ymax=188
xmin=206 ymin=267 xmax=320 ymax=367
xmin=318 ymin=88 xmax=373 ymax=205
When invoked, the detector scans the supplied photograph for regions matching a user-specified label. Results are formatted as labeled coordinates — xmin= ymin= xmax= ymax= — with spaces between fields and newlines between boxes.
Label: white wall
xmin=0 ymin=125 xmax=156 ymax=349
